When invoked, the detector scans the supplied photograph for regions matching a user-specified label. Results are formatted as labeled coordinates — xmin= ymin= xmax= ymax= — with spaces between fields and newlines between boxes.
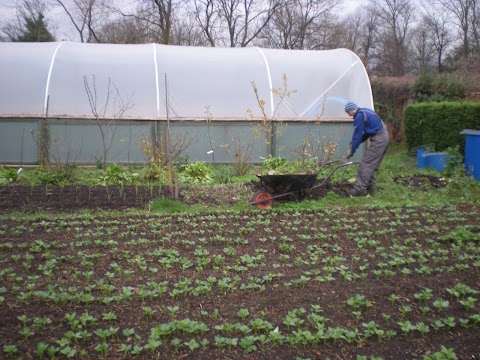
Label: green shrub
xmin=180 ymin=161 xmax=213 ymax=184
xmin=212 ymin=165 xmax=236 ymax=184
xmin=443 ymin=146 xmax=464 ymax=177
xmin=98 ymin=164 xmax=139 ymax=185
xmin=404 ymin=102 xmax=480 ymax=152
xmin=142 ymin=164 xmax=167 ymax=182
xmin=412 ymin=73 xmax=434 ymax=100
xmin=413 ymin=73 xmax=466 ymax=102
xmin=33 ymin=165 xmax=77 ymax=186
xmin=0 ymin=167 xmax=21 ymax=184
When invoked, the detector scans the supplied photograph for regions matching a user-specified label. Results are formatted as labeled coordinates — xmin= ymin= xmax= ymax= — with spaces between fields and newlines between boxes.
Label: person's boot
xmin=348 ymin=188 xmax=367 ymax=197
xmin=367 ymin=186 xmax=384 ymax=194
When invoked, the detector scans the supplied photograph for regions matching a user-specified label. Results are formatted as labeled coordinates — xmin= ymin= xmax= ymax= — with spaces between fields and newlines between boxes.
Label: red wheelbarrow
xmin=250 ymin=159 xmax=356 ymax=209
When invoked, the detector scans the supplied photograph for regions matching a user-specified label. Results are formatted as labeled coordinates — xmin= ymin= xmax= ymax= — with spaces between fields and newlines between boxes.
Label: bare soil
xmin=393 ymin=175 xmax=448 ymax=190
xmin=0 ymin=185 xmax=165 ymax=214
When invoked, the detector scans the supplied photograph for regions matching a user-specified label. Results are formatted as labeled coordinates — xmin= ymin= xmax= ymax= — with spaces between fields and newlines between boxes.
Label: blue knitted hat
xmin=344 ymin=101 xmax=358 ymax=112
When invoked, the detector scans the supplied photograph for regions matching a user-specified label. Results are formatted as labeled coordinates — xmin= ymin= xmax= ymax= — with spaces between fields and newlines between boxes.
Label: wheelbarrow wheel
xmin=252 ymin=190 xmax=273 ymax=209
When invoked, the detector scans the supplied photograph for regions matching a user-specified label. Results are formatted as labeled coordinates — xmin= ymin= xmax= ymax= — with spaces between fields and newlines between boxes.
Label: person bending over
xmin=344 ymin=101 xmax=389 ymax=196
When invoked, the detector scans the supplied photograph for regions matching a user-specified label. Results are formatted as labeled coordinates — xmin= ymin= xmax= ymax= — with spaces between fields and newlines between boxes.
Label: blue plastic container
xmin=416 ymin=149 xmax=427 ymax=169
xmin=416 ymin=150 xmax=449 ymax=172
xmin=425 ymin=153 xmax=449 ymax=172
xmin=461 ymin=129 xmax=480 ymax=180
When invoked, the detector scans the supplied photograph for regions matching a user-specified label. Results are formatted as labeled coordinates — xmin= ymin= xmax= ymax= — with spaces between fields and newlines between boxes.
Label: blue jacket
xmin=351 ymin=107 xmax=384 ymax=155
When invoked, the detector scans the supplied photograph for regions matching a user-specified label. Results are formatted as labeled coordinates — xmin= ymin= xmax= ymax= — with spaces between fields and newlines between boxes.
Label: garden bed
xmin=1 ymin=204 xmax=479 ymax=359
xmin=0 ymin=185 xmax=165 ymax=214
xmin=0 ymin=174 xmax=447 ymax=214
xmin=393 ymin=175 xmax=448 ymax=190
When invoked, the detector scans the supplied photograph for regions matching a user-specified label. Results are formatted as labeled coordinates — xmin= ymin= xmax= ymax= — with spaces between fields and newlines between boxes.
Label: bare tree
xmin=258 ymin=0 xmax=341 ymax=49
xmin=338 ymin=6 xmax=379 ymax=70
xmin=108 ymin=0 xmax=185 ymax=44
xmin=50 ymin=0 xmax=104 ymax=42
xmin=142 ymin=0 xmax=177 ymax=44
xmin=192 ymin=0 xmax=218 ymax=46
xmin=411 ymin=20 xmax=436 ymax=73
xmin=221 ymin=130 xmax=254 ymax=175
xmin=422 ymin=4 xmax=454 ymax=71
xmin=305 ymin=13 xmax=341 ymax=49
xmin=337 ymin=10 xmax=364 ymax=52
xmin=371 ymin=0 xmax=416 ymax=76
xmin=473 ymin=0 xmax=480 ymax=51
xmin=97 ymin=17 xmax=150 ymax=44
xmin=361 ymin=7 xmax=380 ymax=70
xmin=83 ymin=75 xmax=134 ymax=170
xmin=290 ymin=128 xmax=339 ymax=164
xmin=2 ymin=0 xmax=55 ymax=42
xmin=218 ymin=0 xmax=280 ymax=47
xmin=435 ymin=0 xmax=476 ymax=57
xmin=190 ymin=0 xmax=282 ymax=47
xmin=139 ymin=129 xmax=196 ymax=167
xmin=172 ymin=14 xmax=210 ymax=46
xmin=257 ymin=3 xmax=296 ymax=48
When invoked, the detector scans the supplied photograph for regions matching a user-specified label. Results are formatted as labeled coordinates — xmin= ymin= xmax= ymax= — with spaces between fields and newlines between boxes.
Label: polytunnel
xmin=0 ymin=42 xmax=372 ymax=164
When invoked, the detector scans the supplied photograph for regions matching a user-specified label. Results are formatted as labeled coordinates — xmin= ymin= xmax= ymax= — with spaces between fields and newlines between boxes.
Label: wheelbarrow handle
xmin=311 ymin=161 xmax=357 ymax=190
xmin=317 ymin=159 xmax=341 ymax=172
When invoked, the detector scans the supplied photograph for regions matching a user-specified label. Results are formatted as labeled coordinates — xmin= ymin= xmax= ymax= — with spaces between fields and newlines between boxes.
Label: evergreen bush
xmin=404 ymin=102 xmax=480 ymax=152
xmin=412 ymin=73 xmax=466 ymax=102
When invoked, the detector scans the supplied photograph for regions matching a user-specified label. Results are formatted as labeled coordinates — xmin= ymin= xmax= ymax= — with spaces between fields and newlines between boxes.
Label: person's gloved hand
xmin=346 ymin=152 xmax=354 ymax=160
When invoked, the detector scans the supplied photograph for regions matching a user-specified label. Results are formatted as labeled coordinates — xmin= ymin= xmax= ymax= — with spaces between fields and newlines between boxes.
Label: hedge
xmin=404 ymin=102 xmax=480 ymax=152
xmin=371 ymin=76 xmax=414 ymax=143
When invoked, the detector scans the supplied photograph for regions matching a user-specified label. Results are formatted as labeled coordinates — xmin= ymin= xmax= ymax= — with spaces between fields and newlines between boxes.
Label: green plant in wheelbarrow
xmin=261 ymin=155 xmax=290 ymax=175
xmin=260 ymin=155 xmax=318 ymax=175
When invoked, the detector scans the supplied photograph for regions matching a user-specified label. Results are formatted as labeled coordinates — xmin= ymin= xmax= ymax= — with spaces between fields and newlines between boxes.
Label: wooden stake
xmin=165 ymin=74 xmax=173 ymax=195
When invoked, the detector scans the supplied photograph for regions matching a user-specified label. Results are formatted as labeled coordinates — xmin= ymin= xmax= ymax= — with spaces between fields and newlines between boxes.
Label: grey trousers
xmin=354 ymin=128 xmax=389 ymax=192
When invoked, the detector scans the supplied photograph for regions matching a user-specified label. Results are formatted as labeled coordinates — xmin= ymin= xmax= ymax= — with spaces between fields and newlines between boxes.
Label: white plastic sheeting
xmin=0 ymin=42 xmax=373 ymax=119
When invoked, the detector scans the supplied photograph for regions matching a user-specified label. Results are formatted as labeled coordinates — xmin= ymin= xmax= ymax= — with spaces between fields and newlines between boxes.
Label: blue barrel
xmin=461 ymin=129 xmax=480 ymax=180
xmin=425 ymin=153 xmax=449 ymax=172
xmin=417 ymin=149 xmax=427 ymax=169
xmin=417 ymin=149 xmax=449 ymax=172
